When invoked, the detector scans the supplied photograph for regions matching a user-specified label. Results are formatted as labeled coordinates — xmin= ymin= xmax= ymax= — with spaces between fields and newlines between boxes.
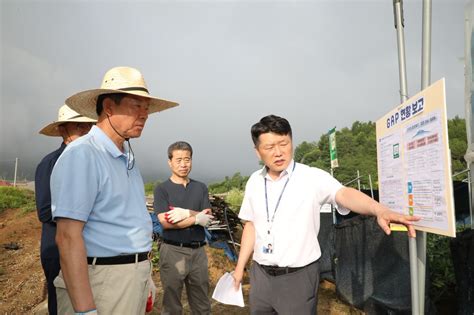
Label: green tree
xmin=448 ymin=116 xmax=468 ymax=180
xmin=299 ymin=121 xmax=378 ymax=188
xmin=209 ymin=172 xmax=249 ymax=194
xmin=294 ymin=141 xmax=317 ymax=163
xmin=294 ymin=118 xmax=467 ymax=187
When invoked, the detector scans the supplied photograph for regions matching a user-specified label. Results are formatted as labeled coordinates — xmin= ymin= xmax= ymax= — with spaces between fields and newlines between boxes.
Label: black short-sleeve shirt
xmin=153 ymin=179 xmax=211 ymax=243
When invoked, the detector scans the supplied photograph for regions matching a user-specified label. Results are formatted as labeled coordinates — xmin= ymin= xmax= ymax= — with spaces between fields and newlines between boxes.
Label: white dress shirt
xmin=239 ymin=160 xmax=349 ymax=267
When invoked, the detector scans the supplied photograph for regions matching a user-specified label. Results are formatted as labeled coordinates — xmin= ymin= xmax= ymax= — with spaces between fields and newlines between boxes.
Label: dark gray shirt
xmin=154 ymin=179 xmax=211 ymax=243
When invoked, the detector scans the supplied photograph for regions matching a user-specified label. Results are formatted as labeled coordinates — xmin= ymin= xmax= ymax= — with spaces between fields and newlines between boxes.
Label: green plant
xmin=0 ymin=187 xmax=36 ymax=214
xmin=427 ymin=233 xmax=456 ymax=301
xmin=151 ymin=241 xmax=160 ymax=272
xmin=209 ymin=172 xmax=249 ymax=194
xmin=225 ymin=188 xmax=244 ymax=211
xmin=144 ymin=181 xmax=161 ymax=197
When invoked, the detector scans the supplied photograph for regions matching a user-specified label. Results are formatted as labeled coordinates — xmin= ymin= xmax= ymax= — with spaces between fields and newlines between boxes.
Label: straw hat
xmin=39 ymin=104 xmax=97 ymax=137
xmin=65 ymin=66 xmax=179 ymax=119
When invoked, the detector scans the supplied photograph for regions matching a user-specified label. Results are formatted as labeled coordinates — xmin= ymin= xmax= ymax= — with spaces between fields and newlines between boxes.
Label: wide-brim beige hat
xmin=39 ymin=104 xmax=97 ymax=137
xmin=65 ymin=66 xmax=179 ymax=119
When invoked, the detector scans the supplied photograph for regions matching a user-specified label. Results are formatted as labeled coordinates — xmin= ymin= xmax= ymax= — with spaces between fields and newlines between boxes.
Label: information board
xmin=376 ymin=78 xmax=456 ymax=237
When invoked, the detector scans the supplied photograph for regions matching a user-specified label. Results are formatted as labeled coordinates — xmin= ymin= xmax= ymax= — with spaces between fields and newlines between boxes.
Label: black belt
xmin=163 ymin=239 xmax=206 ymax=249
xmin=257 ymin=260 xmax=317 ymax=277
xmin=87 ymin=252 xmax=149 ymax=265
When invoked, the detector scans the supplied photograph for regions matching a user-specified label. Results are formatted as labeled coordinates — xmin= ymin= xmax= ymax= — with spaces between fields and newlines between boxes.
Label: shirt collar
xmin=260 ymin=159 xmax=296 ymax=181
xmin=89 ymin=125 xmax=127 ymax=159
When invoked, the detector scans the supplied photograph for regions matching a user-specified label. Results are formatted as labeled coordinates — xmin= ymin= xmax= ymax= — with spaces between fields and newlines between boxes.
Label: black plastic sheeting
xmin=450 ymin=229 xmax=474 ymax=315
xmin=318 ymin=213 xmax=436 ymax=314
xmin=334 ymin=215 xmax=413 ymax=312
xmin=317 ymin=181 xmax=471 ymax=314
xmin=318 ymin=212 xmax=336 ymax=281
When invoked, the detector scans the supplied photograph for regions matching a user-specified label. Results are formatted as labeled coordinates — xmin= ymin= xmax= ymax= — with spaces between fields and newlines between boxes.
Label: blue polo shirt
xmin=51 ymin=126 xmax=152 ymax=257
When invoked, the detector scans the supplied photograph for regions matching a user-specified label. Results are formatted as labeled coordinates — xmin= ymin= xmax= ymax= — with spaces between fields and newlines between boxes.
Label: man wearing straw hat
xmin=50 ymin=66 xmax=178 ymax=315
xmin=35 ymin=105 xmax=95 ymax=315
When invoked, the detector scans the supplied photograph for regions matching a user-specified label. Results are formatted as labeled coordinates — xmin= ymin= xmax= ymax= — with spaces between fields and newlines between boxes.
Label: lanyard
xmin=264 ymin=162 xmax=296 ymax=228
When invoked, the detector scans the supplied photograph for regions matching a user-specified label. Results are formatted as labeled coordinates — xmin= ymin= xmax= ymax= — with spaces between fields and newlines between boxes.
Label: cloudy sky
xmin=0 ymin=0 xmax=468 ymax=184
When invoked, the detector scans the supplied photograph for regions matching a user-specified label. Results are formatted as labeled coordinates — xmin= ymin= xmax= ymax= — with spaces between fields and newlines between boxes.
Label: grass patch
xmin=0 ymin=187 xmax=36 ymax=215
xmin=144 ymin=181 xmax=161 ymax=197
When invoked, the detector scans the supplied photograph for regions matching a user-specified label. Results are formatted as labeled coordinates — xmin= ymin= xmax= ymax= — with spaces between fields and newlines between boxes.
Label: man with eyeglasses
xmin=35 ymin=104 xmax=95 ymax=315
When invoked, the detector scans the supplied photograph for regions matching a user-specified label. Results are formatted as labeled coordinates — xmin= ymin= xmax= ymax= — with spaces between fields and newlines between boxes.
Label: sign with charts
xmin=376 ymin=78 xmax=456 ymax=237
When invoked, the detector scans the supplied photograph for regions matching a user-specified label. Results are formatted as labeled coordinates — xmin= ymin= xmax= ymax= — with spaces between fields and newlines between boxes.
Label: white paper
xmin=212 ymin=272 xmax=245 ymax=307
xmin=404 ymin=112 xmax=449 ymax=230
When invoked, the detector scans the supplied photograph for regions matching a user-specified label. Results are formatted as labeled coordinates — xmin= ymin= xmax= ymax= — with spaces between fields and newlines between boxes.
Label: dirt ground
xmin=0 ymin=208 xmax=46 ymax=314
xmin=0 ymin=208 xmax=363 ymax=314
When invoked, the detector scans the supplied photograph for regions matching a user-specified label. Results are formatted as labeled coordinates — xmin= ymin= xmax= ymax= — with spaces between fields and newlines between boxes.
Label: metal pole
xmin=465 ymin=0 xmax=474 ymax=230
xmin=13 ymin=157 xmax=18 ymax=187
xmin=394 ymin=0 xmax=409 ymax=101
xmin=393 ymin=1 xmax=419 ymax=314
xmin=331 ymin=168 xmax=337 ymax=224
xmin=368 ymin=174 xmax=374 ymax=199
xmin=421 ymin=0 xmax=432 ymax=88
xmin=357 ymin=170 xmax=361 ymax=191
xmin=417 ymin=0 xmax=432 ymax=312
xmin=469 ymin=168 xmax=473 ymax=230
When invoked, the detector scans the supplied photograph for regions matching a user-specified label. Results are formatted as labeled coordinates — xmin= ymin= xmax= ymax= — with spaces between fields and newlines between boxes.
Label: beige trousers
xmin=54 ymin=260 xmax=152 ymax=315
xmin=159 ymin=243 xmax=210 ymax=315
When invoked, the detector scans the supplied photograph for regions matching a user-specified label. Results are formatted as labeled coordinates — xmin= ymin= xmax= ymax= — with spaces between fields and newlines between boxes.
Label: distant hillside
xmin=294 ymin=117 xmax=467 ymax=188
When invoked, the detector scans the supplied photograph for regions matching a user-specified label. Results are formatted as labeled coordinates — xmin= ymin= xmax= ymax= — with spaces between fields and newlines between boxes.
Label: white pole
xmin=393 ymin=1 xmax=419 ymax=314
xmin=13 ymin=158 xmax=18 ymax=187
xmin=465 ymin=0 xmax=474 ymax=230
xmin=357 ymin=170 xmax=361 ymax=191
xmin=418 ymin=0 xmax=432 ymax=312
xmin=331 ymin=167 xmax=337 ymax=224
xmin=369 ymin=174 xmax=374 ymax=199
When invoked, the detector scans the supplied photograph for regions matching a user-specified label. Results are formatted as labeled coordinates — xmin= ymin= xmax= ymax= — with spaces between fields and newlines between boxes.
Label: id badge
xmin=262 ymin=230 xmax=274 ymax=254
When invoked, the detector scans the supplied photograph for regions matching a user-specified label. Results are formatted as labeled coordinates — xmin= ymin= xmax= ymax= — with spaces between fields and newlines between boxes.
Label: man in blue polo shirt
xmin=35 ymin=104 xmax=95 ymax=315
xmin=50 ymin=67 xmax=178 ymax=315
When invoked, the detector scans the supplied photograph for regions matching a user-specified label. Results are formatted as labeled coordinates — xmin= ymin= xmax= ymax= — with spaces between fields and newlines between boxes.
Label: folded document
xmin=212 ymin=272 xmax=245 ymax=307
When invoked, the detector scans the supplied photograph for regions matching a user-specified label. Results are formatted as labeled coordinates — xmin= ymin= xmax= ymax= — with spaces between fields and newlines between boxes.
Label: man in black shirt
xmin=154 ymin=141 xmax=213 ymax=315
xmin=35 ymin=104 xmax=95 ymax=315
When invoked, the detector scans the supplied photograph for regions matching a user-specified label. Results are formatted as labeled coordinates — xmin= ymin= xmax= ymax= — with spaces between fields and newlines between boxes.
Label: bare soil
xmin=0 ymin=208 xmax=363 ymax=314
xmin=0 ymin=208 xmax=46 ymax=314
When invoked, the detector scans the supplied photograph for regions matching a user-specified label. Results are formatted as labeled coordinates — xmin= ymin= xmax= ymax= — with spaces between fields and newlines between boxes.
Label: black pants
xmin=40 ymin=223 xmax=60 ymax=315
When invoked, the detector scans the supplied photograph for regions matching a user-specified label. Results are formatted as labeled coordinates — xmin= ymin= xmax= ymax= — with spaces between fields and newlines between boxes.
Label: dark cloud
xmin=1 ymin=0 xmax=466 ymax=183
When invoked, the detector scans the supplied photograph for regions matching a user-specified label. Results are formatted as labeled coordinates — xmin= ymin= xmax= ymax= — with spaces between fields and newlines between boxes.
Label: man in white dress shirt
xmin=233 ymin=114 xmax=419 ymax=314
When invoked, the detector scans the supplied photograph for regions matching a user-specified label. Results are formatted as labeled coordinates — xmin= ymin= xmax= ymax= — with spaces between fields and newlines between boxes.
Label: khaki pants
xmin=159 ymin=243 xmax=210 ymax=315
xmin=54 ymin=260 xmax=152 ymax=315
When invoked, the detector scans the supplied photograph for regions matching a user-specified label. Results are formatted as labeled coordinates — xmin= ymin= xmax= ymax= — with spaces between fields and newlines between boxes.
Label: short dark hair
xmin=251 ymin=115 xmax=292 ymax=145
xmin=168 ymin=141 xmax=193 ymax=159
xmin=96 ymin=93 xmax=127 ymax=116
